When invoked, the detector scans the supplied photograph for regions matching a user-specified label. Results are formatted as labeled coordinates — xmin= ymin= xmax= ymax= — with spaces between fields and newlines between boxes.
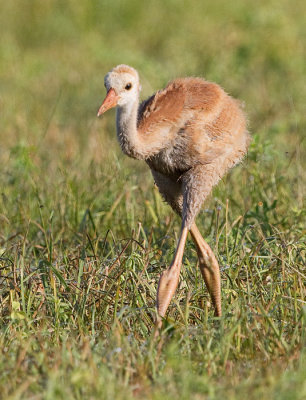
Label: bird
xmin=97 ymin=64 xmax=250 ymax=328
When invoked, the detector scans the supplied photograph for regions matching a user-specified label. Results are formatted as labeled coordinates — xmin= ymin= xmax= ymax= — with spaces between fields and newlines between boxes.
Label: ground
xmin=0 ymin=1 xmax=305 ymax=399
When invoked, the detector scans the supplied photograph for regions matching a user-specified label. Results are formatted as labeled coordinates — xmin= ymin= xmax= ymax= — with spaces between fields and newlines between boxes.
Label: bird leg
xmin=190 ymin=223 xmax=222 ymax=316
xmin=151 ymin=166 xmax=223 ymax=331
xmin=156 ymin=221 xmax=189 ymax=327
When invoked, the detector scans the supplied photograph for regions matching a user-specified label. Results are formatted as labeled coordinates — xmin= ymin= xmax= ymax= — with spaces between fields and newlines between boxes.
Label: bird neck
xmin=116 ymin=97 xmax=144 ymax=160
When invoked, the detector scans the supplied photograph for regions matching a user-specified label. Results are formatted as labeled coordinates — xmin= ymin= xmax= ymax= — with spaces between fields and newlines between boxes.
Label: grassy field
xmin=0 ymin=0 xmax=305 ymax=399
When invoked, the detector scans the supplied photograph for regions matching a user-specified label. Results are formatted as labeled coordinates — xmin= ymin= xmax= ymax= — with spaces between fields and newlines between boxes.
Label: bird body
xmin=139 ymin=78 xmax=249 ymax=181
xmin=98 ymin=65 xmax=250 ymax=329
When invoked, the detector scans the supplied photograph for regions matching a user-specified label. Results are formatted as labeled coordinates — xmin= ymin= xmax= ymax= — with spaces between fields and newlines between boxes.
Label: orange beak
xmin=97 ymin=88 xmax=119 ymax=117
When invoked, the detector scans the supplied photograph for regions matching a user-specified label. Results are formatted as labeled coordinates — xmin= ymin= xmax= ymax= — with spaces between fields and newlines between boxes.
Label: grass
xmin=0 ymin=0 xmax=305 ymax=398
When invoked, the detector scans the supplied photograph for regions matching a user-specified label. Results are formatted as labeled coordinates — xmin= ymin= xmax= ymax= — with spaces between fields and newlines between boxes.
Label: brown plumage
xmin=97 ymin=64 xmax=251 ymax=330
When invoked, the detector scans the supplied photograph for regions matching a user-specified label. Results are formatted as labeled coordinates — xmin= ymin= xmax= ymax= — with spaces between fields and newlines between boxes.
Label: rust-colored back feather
xmin=137 ymin=81 xmax=186 ymax=136
xmin=182 ymin=78 xmax=223 ymax=112
xmin=137 ymin=78 xmax=224 ymax=136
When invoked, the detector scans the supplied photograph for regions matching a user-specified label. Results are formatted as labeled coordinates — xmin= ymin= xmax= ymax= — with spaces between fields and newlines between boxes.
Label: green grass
xmin=0 ymin=0 xmax=305 ymax=399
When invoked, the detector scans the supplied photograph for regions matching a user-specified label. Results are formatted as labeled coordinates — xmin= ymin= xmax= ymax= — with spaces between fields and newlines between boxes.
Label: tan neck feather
xmin=116 ymin=98 xmax=144 ymax=159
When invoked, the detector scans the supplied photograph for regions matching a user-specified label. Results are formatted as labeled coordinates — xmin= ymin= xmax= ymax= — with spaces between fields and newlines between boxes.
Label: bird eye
xmin=125 ymin=83 xmax=132 ymax=90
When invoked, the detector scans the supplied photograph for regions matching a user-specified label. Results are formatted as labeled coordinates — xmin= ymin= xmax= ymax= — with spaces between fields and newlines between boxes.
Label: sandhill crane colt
xmin=97 ymin=64 xmax=250 ymax=328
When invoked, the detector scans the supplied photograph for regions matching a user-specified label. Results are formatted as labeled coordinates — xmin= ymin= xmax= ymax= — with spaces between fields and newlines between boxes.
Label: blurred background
xmin=1 ymin=0 xmax=305 ymax=159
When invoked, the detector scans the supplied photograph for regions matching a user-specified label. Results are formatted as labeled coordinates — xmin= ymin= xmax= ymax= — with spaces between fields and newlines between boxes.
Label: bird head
xmin=97 ymin=64 xmax=140 ymax=116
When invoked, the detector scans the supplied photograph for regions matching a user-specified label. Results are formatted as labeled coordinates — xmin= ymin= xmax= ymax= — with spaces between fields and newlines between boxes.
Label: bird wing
xmin=137 ymin=78 xmax=223 ymax=136
xmin=182 ymin=78 xmax=223 ymax=114
xmin=137 ymin=81 xmax=186 ymax=136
